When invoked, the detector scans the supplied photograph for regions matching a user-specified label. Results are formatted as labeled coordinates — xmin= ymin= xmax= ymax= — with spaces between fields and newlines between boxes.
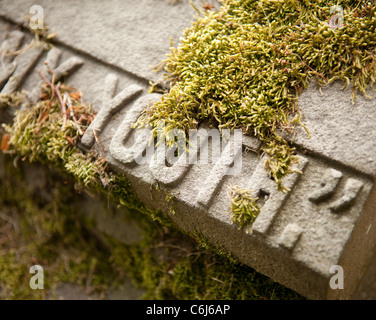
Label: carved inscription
xmin=308 ymin=168 xmax=364 ymax=213
xmin=196 ymin=129 xmax=243 ymax=207
xmin=278 ymin=223 xmax=303 ymax=250
xmin=29 ymin=48 xmax=84 ymax=102
xmin=329 ymin=178 xmax=364 ymax=213
xmin=110 ymin=93 xmax=160 ymax=164
xmin=81 ymin=73 xmax=143 ymax=149
xmin=308 ymin=168 xmax=343 ymax=203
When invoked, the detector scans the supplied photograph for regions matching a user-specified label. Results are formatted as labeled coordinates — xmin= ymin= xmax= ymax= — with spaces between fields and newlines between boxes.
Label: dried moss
xmin=136 ymin=0 xmax=376 ymax=190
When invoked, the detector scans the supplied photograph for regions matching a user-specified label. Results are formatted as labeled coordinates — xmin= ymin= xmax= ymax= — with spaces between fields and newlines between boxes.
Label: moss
xmin=191 ymin=230 xmax=239 ymax=265
xmin=228 ymin=185 xmax=260 ymax=230
xmin=135 ymin=0 xmax=376 ymax=191
xmin=0 ymin=92 xmax=26 ymax=110
xmin=2 ymin=80 xmax=154 ymax=216
xmin=165 ymin=191 xmax=177 ymax=215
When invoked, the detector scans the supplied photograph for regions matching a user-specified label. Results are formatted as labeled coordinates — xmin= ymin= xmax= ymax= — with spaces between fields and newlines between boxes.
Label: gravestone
xmin=0 ymin=0 xmax=375 ymax=299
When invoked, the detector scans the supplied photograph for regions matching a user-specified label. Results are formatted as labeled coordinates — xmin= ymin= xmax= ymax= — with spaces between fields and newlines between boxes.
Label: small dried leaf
xmin=70 ymin=92 xmax=81 ymax=101
xmin=1 ymin=134 xmax=10 ymax=151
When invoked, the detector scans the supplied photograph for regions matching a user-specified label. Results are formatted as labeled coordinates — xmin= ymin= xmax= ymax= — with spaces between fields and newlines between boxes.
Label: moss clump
xmin=135 ymin=0 xmax=376 ymax=190
xmin=0 ymin=92 xmax=26 ymax=110
xmin=3 ymin=82 xmax=105 ymax=188
xmin=1 ymin=75 xmax=155 ymax=217
xmin=228 ymin=185 xmax=260 ymax=230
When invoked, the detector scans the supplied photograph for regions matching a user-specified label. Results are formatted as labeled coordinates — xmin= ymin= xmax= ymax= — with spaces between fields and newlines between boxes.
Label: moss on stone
xmin=136 ymin=0 xmax=376 ymax=191
xmin=2 ymin=81 xmax=155 ymax=218
xmin=0 ymin=73 xmax=305 ymax=300
xmin=138 ymin=0 xmax=376 ymax=229
xmin=0 ymin=92 xmax=26 ymax=110
xmin=0 ymin=156 xmax=118 ymax=299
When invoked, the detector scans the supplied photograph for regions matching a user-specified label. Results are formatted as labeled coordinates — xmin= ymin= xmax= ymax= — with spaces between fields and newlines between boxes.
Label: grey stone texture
xmin=293 ymin=80 xmax=376 ymax=177
xmin=1 ymin=0 xmax=203 ymax=82
xmin=0 ymin=0 xmax=375 ymax=300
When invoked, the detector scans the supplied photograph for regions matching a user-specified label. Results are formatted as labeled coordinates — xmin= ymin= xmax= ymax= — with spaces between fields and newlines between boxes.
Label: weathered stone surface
xmin=293 ymin=80 xmax=376 ymax=177
xmin=0 ymin=0 xmax=205 ymax=82
xmin=0 ymin=0 xmax=375 ymax=300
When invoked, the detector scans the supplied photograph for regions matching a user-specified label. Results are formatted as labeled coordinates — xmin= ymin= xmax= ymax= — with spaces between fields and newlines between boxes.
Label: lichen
xmin=135 ymin=0 xmax=376 ymax=191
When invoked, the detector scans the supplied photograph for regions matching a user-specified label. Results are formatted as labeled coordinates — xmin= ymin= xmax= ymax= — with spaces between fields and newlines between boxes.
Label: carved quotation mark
xmin=308 ymin=169 xmax=343 ymax=203
xmin=328 ymin=179 xmax=363 ymax=212
xmin=308 ymin=168 xmax=363 ymax=213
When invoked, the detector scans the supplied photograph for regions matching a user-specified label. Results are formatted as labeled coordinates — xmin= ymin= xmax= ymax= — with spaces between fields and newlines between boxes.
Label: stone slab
xmin=0 ymin=1 xmax=376 ymax=300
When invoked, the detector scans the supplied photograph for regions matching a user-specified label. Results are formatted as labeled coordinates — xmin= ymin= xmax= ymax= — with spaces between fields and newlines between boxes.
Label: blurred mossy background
xmin=0 ymin=153 xmax=303 ymax=300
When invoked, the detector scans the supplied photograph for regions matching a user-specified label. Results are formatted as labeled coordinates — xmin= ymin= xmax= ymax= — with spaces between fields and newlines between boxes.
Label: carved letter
xmin=81 ymin=73 xmax=143 ymax=149
xmin=110 ymin=94 xmax=161 ymax=164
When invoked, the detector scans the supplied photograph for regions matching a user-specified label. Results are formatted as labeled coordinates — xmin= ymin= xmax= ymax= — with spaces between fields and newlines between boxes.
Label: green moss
xmin=5 ymin=91 xmax=104 ymax=187
xmin=228 ymin=185 xmax=260 ymax=230
xmin=0 ymin=92 xmax=26 ymax=110
xmin=191 ymin=230 xmax=239 ymax=265
xmin=2 ymin=83 xmax=155 ymax=217
xmin=135 ymin=0 xmax=376 ymax=191
xmin=165 ymin=191 xmax=177 ymax=215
